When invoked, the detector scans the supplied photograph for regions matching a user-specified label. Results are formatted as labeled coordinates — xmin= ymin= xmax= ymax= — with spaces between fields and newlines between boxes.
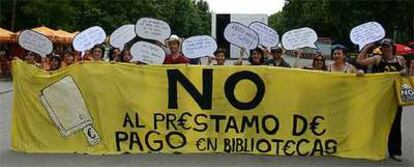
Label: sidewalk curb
xmin=0 ymin=89 xmax=13 ymax=94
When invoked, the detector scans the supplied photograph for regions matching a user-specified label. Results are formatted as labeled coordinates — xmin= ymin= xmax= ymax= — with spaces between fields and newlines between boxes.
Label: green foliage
xmin=0 ymin=0 xmax=211 ymax=37
xmin=269 ymin=0 xmax=414 ymax=47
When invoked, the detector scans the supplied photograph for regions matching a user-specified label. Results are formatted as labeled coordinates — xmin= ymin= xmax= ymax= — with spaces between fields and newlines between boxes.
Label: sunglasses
xmin=314 ymin=59 xmax=324 ymax=62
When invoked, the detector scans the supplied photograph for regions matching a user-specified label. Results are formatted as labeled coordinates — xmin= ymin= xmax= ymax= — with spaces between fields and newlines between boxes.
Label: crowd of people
xmin=12 ymin=32 xmax=408 ymax=161
xmin=17 ymin=33 xmax=408 ymax=78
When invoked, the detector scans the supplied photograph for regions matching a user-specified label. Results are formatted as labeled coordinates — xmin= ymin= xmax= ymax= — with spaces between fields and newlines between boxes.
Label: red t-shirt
xmin=163 ymin=53 xmax=189 ymax=64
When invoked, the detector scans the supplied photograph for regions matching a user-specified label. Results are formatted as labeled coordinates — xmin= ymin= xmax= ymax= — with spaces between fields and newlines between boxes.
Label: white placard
xmin=281 ymin=27 xmax=318 ymax=50
xmin=130 ymin=41 xmax=166 ymax=64
xmin=224 ymin=22 xmax=259 ymax=50
xmin=182 ymin=35 xmax=217 ymax=59
xmin=350 ymin=22 xmax=385 ymax=51
xmin=72 ymin=26 xmax=106 ymax=54
xmin=249 ymin=22 xmax=279 ymax=48
xmin=110 ymin=24 xmax=136 ymax=51
xmin=18 ymin=30 xmax=53 ymax=57
xmin=135 ymin=18 xmax=171 ymax=42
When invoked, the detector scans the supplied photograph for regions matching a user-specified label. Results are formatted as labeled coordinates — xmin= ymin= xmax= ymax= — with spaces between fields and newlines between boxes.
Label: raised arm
xmin=293 ymin=49 xmax=303 ymax=68
xmin=233 ymin=47 xmax=246 ymax=65
xmin=356 ymin=43 xmax=379 ymax=66
xmin=397 ymin=56 xmax=409 ymax=76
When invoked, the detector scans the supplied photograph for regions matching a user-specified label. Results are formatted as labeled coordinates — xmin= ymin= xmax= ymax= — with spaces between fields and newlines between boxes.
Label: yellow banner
xmin=11 ymin=59 xmax=399 ymax=160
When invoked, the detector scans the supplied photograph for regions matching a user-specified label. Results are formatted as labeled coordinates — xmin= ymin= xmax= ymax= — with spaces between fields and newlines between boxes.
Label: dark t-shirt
xmin=265 ymin=59 xmax=291 ymax=68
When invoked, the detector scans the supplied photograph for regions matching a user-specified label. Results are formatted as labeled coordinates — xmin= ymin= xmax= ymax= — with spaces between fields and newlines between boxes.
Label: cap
xmin=380 ymin=38 xmax=393 ymax=47
xmin=270 ymin=46 xmax=283 ymax=52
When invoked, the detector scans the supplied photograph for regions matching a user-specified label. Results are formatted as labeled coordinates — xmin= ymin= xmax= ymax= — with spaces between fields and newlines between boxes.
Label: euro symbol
xmin=87 ymin=127 xmax=96 ymax=139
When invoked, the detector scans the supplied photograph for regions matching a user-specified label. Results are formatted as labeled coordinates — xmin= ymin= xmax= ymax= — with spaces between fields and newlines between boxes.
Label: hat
xmin=380 ymin=38 xmax=393 ymax=46
xmin=270 ymin=46 xmax=283 ymax=52
xmin=167 ymin=34 xmax=180 ymax=43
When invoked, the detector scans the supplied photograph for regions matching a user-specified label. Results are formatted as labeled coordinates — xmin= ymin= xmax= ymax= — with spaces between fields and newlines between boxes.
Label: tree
xmin=269 ymin=0 xmax=414 ymax=48
xmin=0 ymin=0 xmax=212 ymax=38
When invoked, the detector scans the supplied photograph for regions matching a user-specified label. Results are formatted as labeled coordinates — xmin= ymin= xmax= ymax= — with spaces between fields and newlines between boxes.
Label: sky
xmin=205 ymin=0 xmax=285 ymax=16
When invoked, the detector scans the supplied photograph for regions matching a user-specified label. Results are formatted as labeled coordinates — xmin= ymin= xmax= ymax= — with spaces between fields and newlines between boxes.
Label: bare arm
xmin=234 ymin=47 xmax=246 ymax=65
xmin=397 ymin=56 xmax=409 ymax=76
xmin=293 ymin=50 xmax=302 ymax=68
xmin=397 ymin=56 xmax=408 ymax=70
xmin=356 ymin=43 xmax=379 ymax=66
xmin=207 ymin=56 xmax=214 ymax=65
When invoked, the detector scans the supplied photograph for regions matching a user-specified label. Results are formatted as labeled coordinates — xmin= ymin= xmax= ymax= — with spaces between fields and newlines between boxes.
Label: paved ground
xmin=1 ymin=77 xmax=413 ymax=167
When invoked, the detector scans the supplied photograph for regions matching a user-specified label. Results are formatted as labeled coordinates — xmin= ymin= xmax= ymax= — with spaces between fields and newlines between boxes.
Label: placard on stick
xmin=224 ymin=22 xmax=259 ymax=50
xmin=130 ymin=41 xmax=166 ymax=64
xmin=110 ymin=24 xmax=136 ymax=51
xmin=18 ymin=30 xmax=53 ymax=57
xmin=135 ymin=18 xmax=171 ymax=43
xmin=281 ymin=27 xmax=318 ymax=50
xmin=249 ymin=22 xmax=279 ymax=48
xmin=72 ymin=26 xmax=106 ymax=55
xmin=350 ymin=22 xmax=385 ymax=51
xmin=182 ymin=35 xmax=217 ymax=59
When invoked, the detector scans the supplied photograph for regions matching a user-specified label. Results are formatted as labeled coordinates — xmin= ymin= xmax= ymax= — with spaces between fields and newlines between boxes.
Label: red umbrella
xmin=395 ymin=43 xmax=413 ymax=55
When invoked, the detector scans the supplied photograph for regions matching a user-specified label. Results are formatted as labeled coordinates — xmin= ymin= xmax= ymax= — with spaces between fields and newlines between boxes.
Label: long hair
xmin=49 ymin=55 xmax=62 ymax=70
xmin=312 ymin=55 xmax=327 ymax=71
xmin=121 ymin=47 xmax=131 ymax=62
xmin=109 ymin=48 xmax=121 ymax=61
xmin=91 ymin=45 xmax=105 ymax=59
xmin=248 ymin=47 xmax=265 ymax=65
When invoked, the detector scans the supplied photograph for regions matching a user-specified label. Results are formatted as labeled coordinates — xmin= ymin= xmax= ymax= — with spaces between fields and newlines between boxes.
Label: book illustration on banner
xmin=40 ymin=75 xmax=101 ymax=146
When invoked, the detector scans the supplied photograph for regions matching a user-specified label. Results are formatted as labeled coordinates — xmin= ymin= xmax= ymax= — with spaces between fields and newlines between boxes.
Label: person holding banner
xmin=357 ymin=38 xmax=407 ymax=161
xmin=109 ymin=48 xmax=122 ymax=62
xmin=91 ymin=45 xmax=105 ymax=61
xmin=24 ymin=52 xmax=42 ymax=68
xmin=311 ymin=53 xmax=327 ymax=71
xmin=121 ymin=48 xmax=132 ymax=63
xmin=293 ymin=50 xmax=327 ymax=71
xmin=48 ymin=55 xmax=61 ymax=71
xmin=62 ymin=52 xmax=75 ymax=67
xmin=265 ymin=46 xmax=291 ymax=67
xmin=207 ymin=48 xmax=227 ymax=65
xmin=234 ymin=47 xmax=265 ymax=65
xmin=163 ymin=35 xmax=189 ymax=64
xmin=82 ymin=50 xmax=93 ymax=61
xmin=328 ymin=45 xmax=359 ymax=74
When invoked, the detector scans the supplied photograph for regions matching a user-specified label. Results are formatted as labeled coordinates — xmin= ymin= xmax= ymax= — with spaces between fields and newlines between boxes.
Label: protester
xmin=328 ymin=45 xmax=359 ymax=74
xmin=24 ymin=52 xmax=42 ymax=68
xmin=234 ymin=47 xmax=265 ymax=65
xmin=207 ymin=48 xmax=226 ymax=65
xmin=109 ymin=48 xmax=122 ymax=62
xmin=356 ymin=38 xmax=407 ymax=162
xmin=48 ymin=55 xmax=61 ymax=71
xmin=82 ymin=50 xmax=93 ymax=61
xmin=310 ymin=53 xmax=327 ymax=71
xmin=294 ymin=50 xmax=327 ymax=71
xmin=63 ymin=52 xmax=75 ymax=67
xmin=121 ymin=48 xmax=132 ymax=63
xmin=24 ymin=51 xmax=36 ymax=65
xmin=91 ymin=45 xmax=105 ymax=61
xmin=163 ymin=35 xmax=189 ymax=64
xmin=265 ymin=46 xmax=291 ymax=67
